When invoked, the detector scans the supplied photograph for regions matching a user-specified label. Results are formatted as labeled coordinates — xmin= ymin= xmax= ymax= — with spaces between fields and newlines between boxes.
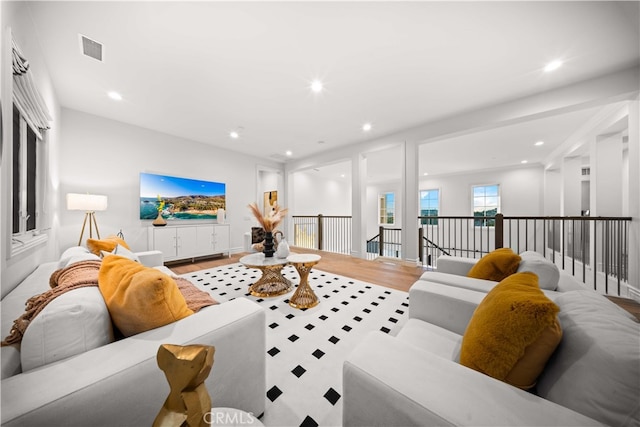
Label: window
xmin=12 ymin=104 xmax=43 ymax=236
xmin=10 ymin=37 xmax=51 ymax=255
xmin=473 ymin=184 xmax=500 ymax=226
xmin=420 ymin=189 xmax=439 ymax=225
xmin=378 ymin=192 xmax=395 ymax=225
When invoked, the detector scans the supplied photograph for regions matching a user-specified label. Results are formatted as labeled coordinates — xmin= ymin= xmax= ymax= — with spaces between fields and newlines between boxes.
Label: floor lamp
xmin=67 ymin=193 xmax=108 ymax=246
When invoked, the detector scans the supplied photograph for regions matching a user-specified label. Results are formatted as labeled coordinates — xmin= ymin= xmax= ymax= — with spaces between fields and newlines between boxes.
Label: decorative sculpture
xmin=153 ymin=344 xmax=215 ymax=427
xmin=247 ymin=202 xmax=288 ymax=257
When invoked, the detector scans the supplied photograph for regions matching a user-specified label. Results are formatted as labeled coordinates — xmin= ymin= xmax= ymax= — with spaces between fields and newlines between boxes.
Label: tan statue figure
xmin=153 ymin=344 xmax=215 ymax=427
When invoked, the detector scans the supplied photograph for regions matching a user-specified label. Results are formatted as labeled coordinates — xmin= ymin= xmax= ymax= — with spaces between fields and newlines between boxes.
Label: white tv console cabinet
xmin=148 ymin=224 xmax=230 ymax=262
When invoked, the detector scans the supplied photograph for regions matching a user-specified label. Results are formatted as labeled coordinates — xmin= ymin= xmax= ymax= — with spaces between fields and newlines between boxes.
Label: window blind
xmin=12 ymin=39 xmax=51 ymax=132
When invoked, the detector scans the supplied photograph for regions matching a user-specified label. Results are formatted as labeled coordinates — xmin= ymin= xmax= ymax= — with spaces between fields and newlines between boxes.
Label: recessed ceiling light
xmin=521 ymin=160 xmax=528 ymax=164
xmin=362 ymin=122 xmax=372 ymax=132
xmin=107 ymin=91 xmax=122 ymax=101
xmin=535 ymin=140 xmax=545 ymax=146
xmin=423 ymin=172 xmax=429 ymax=176
xmin=285 ymin=150 xmax=293 ymax=156
xmin=229 ymin=126 xmax=244 ymax=139
xmin=544 ymin=60 xmax=563 ymax=73
xmin=340 ymin=174 xmax=345 ymax=178
xmin=310 ymin=79 xmax=323 ymax=94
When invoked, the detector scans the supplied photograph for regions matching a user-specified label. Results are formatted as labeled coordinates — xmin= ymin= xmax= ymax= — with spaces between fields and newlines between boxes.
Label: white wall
xmin=290 ymin=171 xmax=351 ymax=217
xmin=594 ymin=134 xmax=624 ymax=216
xmin=581 ymin=181 xmax=590 ymax=214
xmin=544 ymin=169 xmax=562 ymax=215
xmin=419 ymin=166 xmax=544 ymax=217
xmin=259 ymin=171 xmax=280 ymax=204
xmin=622 ymin=144 xmax=629 ymax=216
xmin=1 ymin=2 xmax=61 ymax=296
xmin=59 ymin=108 xmax=283 ymax=254
xmin=1 ymin=0 xmax=4 ymax=285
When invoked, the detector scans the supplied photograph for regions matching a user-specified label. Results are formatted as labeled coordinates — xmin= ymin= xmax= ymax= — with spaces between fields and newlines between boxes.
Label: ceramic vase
xmin=152 ymin=212 xmax=167 ymax=227
xmin=263 ymin=231 xmax=275 ymax=257
xmin=275 ymin=238 xmax=290 ymax=258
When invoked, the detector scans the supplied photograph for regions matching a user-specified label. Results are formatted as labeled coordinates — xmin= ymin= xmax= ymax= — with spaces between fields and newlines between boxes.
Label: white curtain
xmin=12 ymin=39 xmax=51 ymax=131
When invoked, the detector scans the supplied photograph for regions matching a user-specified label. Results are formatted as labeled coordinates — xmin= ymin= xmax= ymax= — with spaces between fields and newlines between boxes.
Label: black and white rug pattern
xmin=182 ymin=263 xmax=410 ymax=427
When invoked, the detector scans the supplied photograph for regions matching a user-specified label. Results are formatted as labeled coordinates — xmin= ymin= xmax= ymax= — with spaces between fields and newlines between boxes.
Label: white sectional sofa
xmin=424 ymin=251 xmax=586 ymax=297
xmin=1 ymin=247 xmax=266 ymax=427
xmin=343 ymin=256 xmax=640 ymax=426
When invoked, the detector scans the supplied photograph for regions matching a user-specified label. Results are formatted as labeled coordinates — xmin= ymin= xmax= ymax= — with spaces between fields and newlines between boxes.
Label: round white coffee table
xmin=240 ymin=253 xmax=292 ymax=297
xmin=287 ymin=254 xmax=321 ymax=309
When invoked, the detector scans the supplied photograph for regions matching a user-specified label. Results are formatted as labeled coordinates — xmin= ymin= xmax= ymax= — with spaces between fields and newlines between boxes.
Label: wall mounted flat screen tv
xmin=140 ymin=172 xmax=226 ymax=221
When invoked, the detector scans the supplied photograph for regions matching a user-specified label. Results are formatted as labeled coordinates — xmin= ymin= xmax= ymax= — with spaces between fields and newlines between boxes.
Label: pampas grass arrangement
xmin=248 ymin=202 xmax=288 ymax=232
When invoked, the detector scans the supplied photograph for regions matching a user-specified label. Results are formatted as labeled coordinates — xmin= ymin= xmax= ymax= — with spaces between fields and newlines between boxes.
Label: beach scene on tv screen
xmin=140 ymin=172 xmax=226 ymax=220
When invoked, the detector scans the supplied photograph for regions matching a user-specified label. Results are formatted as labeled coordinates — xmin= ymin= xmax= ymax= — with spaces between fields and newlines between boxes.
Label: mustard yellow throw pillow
xmin=98 ymin=255 xmax=193 ymax=337
xmin=87 ymin=236 xmax=130 ymax=256
xmin=460 ymin=272 xmax=562 ymax=389
xmin=467 ymin=248 xmax=521 ymax=281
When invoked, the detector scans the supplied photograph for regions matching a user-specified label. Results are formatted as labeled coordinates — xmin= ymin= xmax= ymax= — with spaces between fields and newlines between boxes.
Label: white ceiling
xmin=23 ymin=1 xmax=640 ymax=173
xmin=418 ymin=106 xmax=606 ymax=176
xmin=298 ymin=104 xmax=622 ymax=182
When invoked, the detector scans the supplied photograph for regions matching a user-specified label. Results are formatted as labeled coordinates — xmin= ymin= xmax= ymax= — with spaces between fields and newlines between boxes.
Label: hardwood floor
xmin=168 ymin=247 xmax=426 ymax=292
xmin=606 ymin=296 xmax=640 ymax=321
xmin=169 ymin=247 xmax=640 ymax=320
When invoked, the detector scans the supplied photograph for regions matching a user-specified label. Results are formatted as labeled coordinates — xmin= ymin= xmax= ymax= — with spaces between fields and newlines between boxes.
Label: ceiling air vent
xmin=79 ymin=34 xmax=103 ymax=62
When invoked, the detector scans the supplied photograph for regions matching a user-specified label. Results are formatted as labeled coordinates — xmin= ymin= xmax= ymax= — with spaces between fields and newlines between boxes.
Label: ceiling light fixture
xmin=229 ymin=126 xmax=244 ymax=139
xmin=544 ymin=59 xmax=563 ymax=73
xmin=362 ymin=122 xmax=372 ymax=132
xmin=521 ymin=160 xmax=528 ymax=164
xmin=310 ymin=79 xmax=324 ymax=94
xmin=423 ymin=172 xmax=429 ymax=176
xmin=285 ymin=150 xmax=293 ymax=156
xmin=107 ymin=91 xmax=122 ymax=101
xmin=535 ymin=140 xmax=545 ymax=146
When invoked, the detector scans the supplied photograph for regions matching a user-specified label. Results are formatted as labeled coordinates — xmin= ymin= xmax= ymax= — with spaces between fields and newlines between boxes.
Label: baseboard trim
xmin=627 ymin=286 xmax=640 ymax=303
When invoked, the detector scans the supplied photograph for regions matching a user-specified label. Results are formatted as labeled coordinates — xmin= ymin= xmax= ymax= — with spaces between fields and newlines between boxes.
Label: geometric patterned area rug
xmin=181 ymin=263 xmax=410 ymax=427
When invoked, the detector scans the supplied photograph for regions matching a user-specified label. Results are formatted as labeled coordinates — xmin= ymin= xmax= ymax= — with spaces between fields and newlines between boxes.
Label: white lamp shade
xmin=66 ymin=193 xmax=108 ymax=211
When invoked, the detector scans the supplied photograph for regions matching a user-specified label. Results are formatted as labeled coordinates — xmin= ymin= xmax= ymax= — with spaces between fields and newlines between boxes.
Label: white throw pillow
xmin=536 ymin=290 xmax=640 ymax=427
xmin=21 ymin=287 xmax=114 ymax=372
xmin=61 ymin=253 xmax=101 ymax=269
xmin=58 ymin=246 xmax=94 ymax=268
xmin=103 ymin=243 xmax=140 ymax=263
xmin=516 ymin=251 xmax=559 ymax=290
